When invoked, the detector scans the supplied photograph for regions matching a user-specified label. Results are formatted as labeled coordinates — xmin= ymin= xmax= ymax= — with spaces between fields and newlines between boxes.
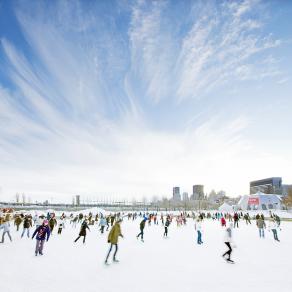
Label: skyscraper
xmin=173 ymin=187 xmax=181 ymax=201
xmin=192 ymin=185 xmax=204 ymax=200
xmin=182 ymin=192 xmax=189 ymax=201
xmin=76 ymin=195 xmax=80 ymax=206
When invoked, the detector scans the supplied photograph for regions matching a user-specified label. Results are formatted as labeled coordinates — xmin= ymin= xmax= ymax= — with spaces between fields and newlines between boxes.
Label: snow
xmin=1 ymin=216 xmax=292 ymax=292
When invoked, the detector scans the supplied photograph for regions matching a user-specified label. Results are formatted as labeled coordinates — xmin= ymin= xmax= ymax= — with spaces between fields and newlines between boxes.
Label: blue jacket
xmin=32 ymin=225 xmax=51 ymax=241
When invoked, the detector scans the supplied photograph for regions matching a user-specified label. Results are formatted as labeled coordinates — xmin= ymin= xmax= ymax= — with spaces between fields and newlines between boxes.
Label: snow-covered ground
xmin=1 ymin=217 xmax=292 ymax=292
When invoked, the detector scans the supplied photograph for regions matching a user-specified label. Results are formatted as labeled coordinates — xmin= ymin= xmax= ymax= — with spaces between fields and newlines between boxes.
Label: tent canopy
xmin=218 ymin=202 xmax=233 ymax=212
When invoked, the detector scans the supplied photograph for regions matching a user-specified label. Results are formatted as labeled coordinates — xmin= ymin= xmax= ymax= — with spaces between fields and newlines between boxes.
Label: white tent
xmin=237 ymin=192 xmax=282 ymax=211
xmin=218 ymin=202 xmax=233 ymax=212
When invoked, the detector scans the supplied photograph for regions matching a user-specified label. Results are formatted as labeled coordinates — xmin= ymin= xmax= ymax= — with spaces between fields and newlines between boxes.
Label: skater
xmin=106 ymin=216 xmax=110 ymax=231
xmin=256 ymin=216 xmax=266 ymax=238
xmin=269 ymin=218 xmax=280 ymax=242
xmin=220 ymin=216 xmax=226 ymax=227
xmin=0 ymin=215 xmax=12 ymax=243
xmin=110 ymin=214 xmax=115 ymax=226
xmin=222 ymin=223 xmax=234 ymax=263
xmin=233 ymin=213 xmax=239 ymax=228
xmin=72 ymin=215 xmax=78 ymax=228
xmin=195 ymin=218 xmax=203 ymax=244
xmin=163 ymin=218 xmax=170 ymax=237
xmin=136 ymin=218 xmax=146 ymax=242
xmin=21 ymin=215 xmax=32 ymax=238
xmin=49 ymin=217 xmax=57 ymax=234
xmin=99 ymin=216 xmax=107 ymax=234
xmin=57 ymin=219 xmax=65 ymax=235
xmin=105 ymin=219 xmax=123 ymax=264
xmin=74 ymin=219 xmax=90 ymax=244
xmin=32 ymin=219 xmax=51 ymax=256
xmin=14 ymin=215 xmax=22 ymax=231
xmin=244 ymin=213 xmax=251 ymax=225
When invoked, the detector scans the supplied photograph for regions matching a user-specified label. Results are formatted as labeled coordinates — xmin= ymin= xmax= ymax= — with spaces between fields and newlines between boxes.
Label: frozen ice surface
xmin=1 ymin=217 xmax=292 ymax=292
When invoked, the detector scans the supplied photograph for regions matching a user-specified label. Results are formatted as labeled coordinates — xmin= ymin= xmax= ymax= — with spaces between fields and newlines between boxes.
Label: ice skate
xmin=226 ymin=259 xmax=234 ymax=264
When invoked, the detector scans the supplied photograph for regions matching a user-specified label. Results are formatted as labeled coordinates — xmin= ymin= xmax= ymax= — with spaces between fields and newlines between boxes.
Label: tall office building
xmin=173 ymin=187 xmax=181 ymax=201
xmin=182 ymin=192 xmax=189 ymax=201
xmin=192 ymin=185 xmax=204 ymax=200
xmin=76 ymin=195 xmax=80 ymax=206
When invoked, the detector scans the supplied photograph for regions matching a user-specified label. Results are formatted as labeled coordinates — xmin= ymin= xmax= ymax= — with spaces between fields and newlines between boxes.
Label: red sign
xmin=248 ymin=197 xmax=259 ymax=205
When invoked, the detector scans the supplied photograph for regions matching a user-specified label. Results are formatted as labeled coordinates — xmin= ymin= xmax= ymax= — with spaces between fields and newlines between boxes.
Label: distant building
xmin=182 ymin=192 xmax=189 ymax=201
xmin=250 ymin=177 xmax=282 ymax=195
xmin=282 ymin=184 xmax=292 ymax=196
xmin=237 ymin=192 xmax=282 ymax=210
xmin=172 ymin=187 xmax=181 ymax=201
xmin=76 ymin=195 xmax=80 ymax=206
xmin=191 ymin=185 xmax=204 ymax=200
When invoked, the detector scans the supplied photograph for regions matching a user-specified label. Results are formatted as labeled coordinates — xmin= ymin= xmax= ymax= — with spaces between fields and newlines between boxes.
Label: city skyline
xmin=1 ymin=0 xmax=292 ymax=201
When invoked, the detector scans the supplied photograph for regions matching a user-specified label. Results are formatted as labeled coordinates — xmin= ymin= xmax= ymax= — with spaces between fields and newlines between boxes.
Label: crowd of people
xmin=0 ymin=209 xmax=283 ymax=264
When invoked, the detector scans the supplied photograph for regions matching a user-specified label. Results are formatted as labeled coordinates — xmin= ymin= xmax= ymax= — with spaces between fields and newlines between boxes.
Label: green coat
xmin=108 ymin=222 xmax=122 ymax=244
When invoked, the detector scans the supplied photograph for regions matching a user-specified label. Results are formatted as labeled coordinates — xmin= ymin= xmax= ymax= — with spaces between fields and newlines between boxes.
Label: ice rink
xmin=1 ymin=217 xmax=292 ymax=292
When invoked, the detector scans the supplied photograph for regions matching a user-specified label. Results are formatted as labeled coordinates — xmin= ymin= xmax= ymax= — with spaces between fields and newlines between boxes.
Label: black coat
xmin=79 ymin=221 xmax=90 ymax=236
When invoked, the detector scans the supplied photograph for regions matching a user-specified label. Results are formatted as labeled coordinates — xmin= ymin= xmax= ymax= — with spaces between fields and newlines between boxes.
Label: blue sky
xmin=0 ymin=0 xmax=292 ymax=202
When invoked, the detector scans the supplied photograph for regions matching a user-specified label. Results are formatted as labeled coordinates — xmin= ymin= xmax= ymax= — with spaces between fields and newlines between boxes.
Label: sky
xmin=0 ymin=0 xmax=292 ymax=203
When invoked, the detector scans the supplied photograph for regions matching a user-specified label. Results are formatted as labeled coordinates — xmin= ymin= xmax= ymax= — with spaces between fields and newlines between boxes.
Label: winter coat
xmin=221 ymin=217 xmax=226 ymax=226
xmin=49 ymin=218 xmax=57 ymax=229
xmin=223 ymin=226 xmax=233 ymax=243
xmin=99 ymin=218 xmax=106 ymax=226
xmin=256 ymin=218 xmax=266 ymax=229
xmin=35 ymin=217 xmax=43 ymax=227
xmin=140 ymin=220 xmax=146 ymax=230
xmin=164 ymin=220 xmax=170 ymax=228
xmin=23 ymin=218 xmax=32 ymax=228
xmin=79 ymin=221 xmax=90 ymax=236
xmin=269 ymin=220 xmax=278 ymax=230
xmin=195 ymin=221 xmax=202 ymax=231
xmin=1 ymin=221 xmax=11 ymax=232
xmin=108 ymin=222 xmax=122 ymax=244
xmin=32 ymin=225 xmax=50 ymax=241
xmin=15 ymin=217 xmax=22 ymax=226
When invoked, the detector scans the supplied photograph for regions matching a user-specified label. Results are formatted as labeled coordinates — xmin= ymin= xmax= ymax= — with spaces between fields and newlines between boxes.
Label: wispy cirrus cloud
xmin=0 ymin=0 xmax=291 ymax=201
xmin=125 ymin=0 xmax=284 ymax=104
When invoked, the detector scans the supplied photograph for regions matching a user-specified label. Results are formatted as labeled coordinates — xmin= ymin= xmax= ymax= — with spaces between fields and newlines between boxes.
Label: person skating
xmin=256 ymin=216 xmax=266 ymax=238
xmin=72 ymin=215 xmax=78 ymax=228
xmin=244 ymin=213 xmax=251 ymax=225
xmin=233 ymin=213 xmax=239 ymax=228
xmin=110 ymin=214 xmax=115 ymax=226
xmin=49 ymin=217 xmax=57 ymax=234
xmin=14 ymin=215 xmax=22 ymax=231
xmin=32 ymin=219 xmax=51 ymax=256
xmin=106 ymin=216 xmax=110 ymax=231
xmin=0 ymin=215 xmax=12 ymax=243
xmin=269 ymin=218 xmax=280 ymax=242
xmin=136 ymin=218 xmax=146 ymax=242
xmin=105 ymin=219 xmax=123 ymax=264
xmin=163 ymin=218 xmax=170 ymax=237
xmin=74 ymin=219 xmax=90 ymax=244
xmin=222 ymin=223 xmax=235 ymax=263
xmin=195 ymin=218 xmax=203 ymax=245
xmin=21 ymin=215 xmax=32 ymax=238
xmin=57 ymin=219 xmax=65 ymax=235
xmin=220 ymin=216 xmax=226 ymax=227
xmin=99 ymin=216 xmax=107 ymax=234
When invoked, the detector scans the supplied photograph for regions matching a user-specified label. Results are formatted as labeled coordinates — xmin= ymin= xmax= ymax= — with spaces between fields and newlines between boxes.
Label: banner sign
xmin=248 ymin=197 xmax=259 ymax=205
